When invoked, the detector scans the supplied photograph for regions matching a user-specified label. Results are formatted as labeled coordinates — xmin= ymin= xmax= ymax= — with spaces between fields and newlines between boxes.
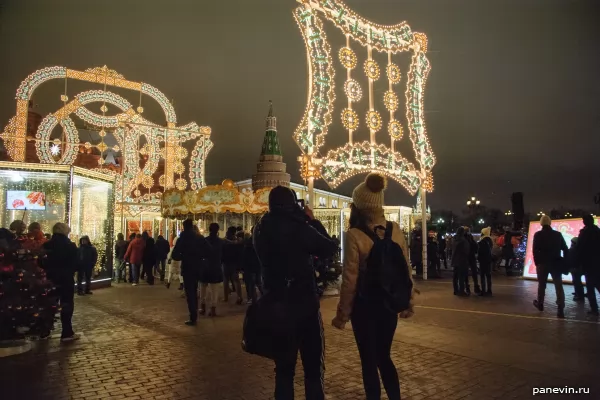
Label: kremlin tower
xmin=251 ymin=101 xmax=290 ymax=190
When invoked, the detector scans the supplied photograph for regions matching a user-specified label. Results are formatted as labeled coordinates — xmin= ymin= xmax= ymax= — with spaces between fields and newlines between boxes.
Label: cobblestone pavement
xmin=1 ymin=271 xmax=600 ymax=400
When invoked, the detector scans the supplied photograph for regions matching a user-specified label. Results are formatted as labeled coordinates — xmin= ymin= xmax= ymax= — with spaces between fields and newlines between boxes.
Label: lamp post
xmin=466 ymin=196 xmax=481 ymax=228
xmin=537 ymin=211 xmax=545 ymax=218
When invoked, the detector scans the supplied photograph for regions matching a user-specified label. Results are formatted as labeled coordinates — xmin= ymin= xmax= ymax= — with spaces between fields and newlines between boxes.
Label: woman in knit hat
xmin=332 ymin=173 xmax=413 ymax=400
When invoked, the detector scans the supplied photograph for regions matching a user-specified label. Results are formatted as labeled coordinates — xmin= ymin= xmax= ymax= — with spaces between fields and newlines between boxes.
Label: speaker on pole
xmin=511 ymin=192 xmax=524 ymax=230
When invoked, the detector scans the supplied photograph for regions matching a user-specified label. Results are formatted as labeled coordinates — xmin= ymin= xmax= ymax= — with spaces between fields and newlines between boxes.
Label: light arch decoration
xmin=293 ymin=0 xmax=435 ymax=196
xmin=0 ymin=65 xmax=213 ymax=203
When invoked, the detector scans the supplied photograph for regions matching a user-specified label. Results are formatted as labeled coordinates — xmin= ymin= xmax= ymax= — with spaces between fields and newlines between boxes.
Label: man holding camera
xmin=253 ymin=186 xmax=338 ymax=400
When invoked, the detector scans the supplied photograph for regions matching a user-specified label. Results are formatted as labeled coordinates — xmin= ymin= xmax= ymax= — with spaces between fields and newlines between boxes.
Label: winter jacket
xmin=222 ymin=237 xmax=243 ymax=270
xmin=41 ymin=233 xmax=78 ymax=286
xmin=155 ymin=237 xmax=170 ymax=261
xmin=78 ymin=238 xmax=98 ymax=271
xmin=114 ymin=239 xmax=128 ymax=260
xmin=143 ymin=237 xmax=157 ymax=266
xmin=253 ymin=209 xmax=337 ymax=299
xmin=242 ymin=236 xmax=261 ymax=274
xmin=467 ymin=234 xmax=478 ymax=267
xmin=124 ymin=237 xmax=145 ymax=265
xmin=427 ymin=237 xmax=438 ymax=260
xmin=576 ymin=224 xmax=600 ymax=276
xmin=451 ymin=232 xmax=470 ymax=268
xmin=533 ymin=225 xmax=568 ymax=272
xmin=203 ymin=234 xmax=224 ymax=283
xmin=336 ymin=209 xmax=412 ymax=323
xmin=478 ymin=237 xmax=493 ymax=266
xmin=171 ymin=229 xmax=212 ymax=276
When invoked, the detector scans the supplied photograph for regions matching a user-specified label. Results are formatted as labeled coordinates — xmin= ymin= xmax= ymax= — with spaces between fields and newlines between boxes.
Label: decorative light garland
xmin=294 ymin=0 xmax=435 ymax=195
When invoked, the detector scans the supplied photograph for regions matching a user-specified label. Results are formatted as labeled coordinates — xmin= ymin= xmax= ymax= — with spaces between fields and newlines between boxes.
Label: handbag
xmin=241 ymin=289 xmax=295 ymax=360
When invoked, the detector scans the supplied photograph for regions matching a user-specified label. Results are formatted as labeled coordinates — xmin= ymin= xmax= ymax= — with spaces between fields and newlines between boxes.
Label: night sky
xmin=1 ymin=0 xmax=599 ymax=213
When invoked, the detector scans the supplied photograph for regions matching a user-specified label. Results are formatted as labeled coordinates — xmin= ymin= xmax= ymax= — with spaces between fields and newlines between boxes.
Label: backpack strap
xmin=384 ymin=221 xmax=393 ymax=239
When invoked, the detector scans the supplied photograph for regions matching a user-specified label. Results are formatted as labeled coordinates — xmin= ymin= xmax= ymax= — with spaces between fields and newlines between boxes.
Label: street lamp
xmin=505 ymin=210 xmax=513 ymax=216
xmin=437 ymin=218 xmax=444 ymax=224
xmin=478 ymin=218 xmax=485 ymax=225
xmin=537 ymin=211 xmax=545 ymax=217
xmin=466 ymin=196 xmax=481 ymax=207
xmin=564 ymin=212 xmax=572 ymax=218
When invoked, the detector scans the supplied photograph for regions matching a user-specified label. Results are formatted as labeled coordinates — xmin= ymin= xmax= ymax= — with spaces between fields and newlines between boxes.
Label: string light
xmin=338 ymin=47 xmax=357 ymax=69
xmin=293 ymin=2 xmax=437 ymax=195
xmin=364 ymin=60 xmax=380 ymax=81
xmin=366 ymin=111 xmax=382 ymax=132
xmin=383 ymin=91 xmax=399 ymax=112
xmin=344 ymin=79 xmax=362 ymax=102
xmin=388 ymin=120 xmax=403 ymax=140
xmin=341 ymin=108 xmax=359 ymax=130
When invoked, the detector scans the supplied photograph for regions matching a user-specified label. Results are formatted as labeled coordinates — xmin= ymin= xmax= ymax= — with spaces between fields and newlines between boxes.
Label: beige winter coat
xmin=336 ymin=209 xmax=413 ymax=322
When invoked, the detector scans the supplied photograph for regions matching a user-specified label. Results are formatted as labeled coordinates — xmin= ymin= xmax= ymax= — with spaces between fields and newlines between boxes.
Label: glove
xmin=331 ymin=316 xmax=346 ymax=330
xmin=399 ymin=306 xmax=414 ymax=319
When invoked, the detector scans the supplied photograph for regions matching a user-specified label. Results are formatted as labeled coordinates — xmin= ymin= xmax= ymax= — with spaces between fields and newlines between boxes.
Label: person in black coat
xmin=243 ymin=227 xmax=263 ymax=304
xmin=568 ymin=237 xmax=584 ymax=302
xmin=576 ymin=215 xmax=600 ymax=316
xmin=253 ymin=186 xmax=337 ymax=400
xmin=154 ymin=235 xmax=170 ymax=282
xmin=465 ymin=228 xmax=481 ymax=294
xmin=41 ymin=223 xmax=79 ymax=341
xmin=427 ymin=234 xmax=441 ymax=278
xmin=437 ymin=232 xmax=447 ymax=269
xmin=222 ymin=227 xmax=244 ymax=304
xmin=77 ymin=236 xmax=98 ymax=295
xmin=478 ymin=227 xmax=494 ymax=296
xmin=201 ymin=223 xmax=224 ymax=316
xmin=451 ymin=227 xmax=470 ymax=296
xmin=114 ymin=233 xmax=128 ymax=283
xmin=141 ymin=231 xmax=156 ymax=285
xmin=533 ymin=215 xmax=568 ymax=318
xmin=171 ymin=219 xmax=213 ymax=325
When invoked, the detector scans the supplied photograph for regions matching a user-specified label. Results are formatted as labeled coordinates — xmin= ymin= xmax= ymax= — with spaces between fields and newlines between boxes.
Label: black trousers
xmin=453 ymin=265 xmax=467 ymax=293
xmin=143 ymin=262 xmax=155 ymax=285
xmin=274 ymin=308 xmax=325 ymax=400
xmin=351 ymin=300 xmax=400 ymax=400
xmin=572 ymin=269 xmax=585 ymax=298
xmin=480 ymin=261 xmax=492 ymax=293
xmin=77 ymin=266 xmax=93 ymax=293
xmin=585 ymin=274 xmax=600 ymax=312
xmin=55 ymin=283 xmax=75 ymax=338
xmin=469 ymin=259 xmax=479 ymax=289
xmin=183 ymin=271 xmax=200 ymax=322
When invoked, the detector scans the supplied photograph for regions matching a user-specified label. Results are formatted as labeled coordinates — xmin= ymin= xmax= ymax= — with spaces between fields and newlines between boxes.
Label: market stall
xmin=0 ymin=161 xmax=115 ymax=283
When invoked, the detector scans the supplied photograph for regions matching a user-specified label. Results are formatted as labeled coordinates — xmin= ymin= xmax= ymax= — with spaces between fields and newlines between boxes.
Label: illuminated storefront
xmin=0 ymin=162 xmax=115 ymax=282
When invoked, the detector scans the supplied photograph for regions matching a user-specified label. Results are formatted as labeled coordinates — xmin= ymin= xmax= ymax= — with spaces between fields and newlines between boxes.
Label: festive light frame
xmin=0 ymin=65 xmax=213 ymax=204
xmin=293 ymin=0 xmax=436 ymax=195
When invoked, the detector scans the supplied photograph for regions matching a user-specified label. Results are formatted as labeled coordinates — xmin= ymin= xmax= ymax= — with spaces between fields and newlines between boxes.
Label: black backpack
xmin=357 ymin=221 xmax=413 ymax=313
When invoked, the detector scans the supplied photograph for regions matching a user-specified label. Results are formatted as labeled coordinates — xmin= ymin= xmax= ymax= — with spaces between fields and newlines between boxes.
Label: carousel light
xmin=388 ymin=120 xmax=403 ymax=140
xmin=50 ymin=144 xmax=61 ymax=156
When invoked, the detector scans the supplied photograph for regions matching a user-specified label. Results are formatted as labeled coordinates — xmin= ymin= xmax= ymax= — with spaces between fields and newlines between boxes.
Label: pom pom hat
xmin=352 ymin=173 xmax=387 ymax=210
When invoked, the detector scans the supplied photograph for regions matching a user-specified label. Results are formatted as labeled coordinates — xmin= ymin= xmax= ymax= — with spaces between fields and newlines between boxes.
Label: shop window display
xmin=0 ymin=168 xmax=69 ymax=234
xmin=70 ymin=174 xmax=114 ymax=279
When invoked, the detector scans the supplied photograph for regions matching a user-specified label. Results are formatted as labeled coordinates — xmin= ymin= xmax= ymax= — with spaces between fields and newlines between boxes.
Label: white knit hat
xmin=540 ymin=215 xmax=552 ymax=226
xmin=352 ymin=173 xmax=387 ymax=210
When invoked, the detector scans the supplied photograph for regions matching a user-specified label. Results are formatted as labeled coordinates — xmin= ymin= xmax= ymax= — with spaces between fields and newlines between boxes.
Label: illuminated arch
xmin=1 ymin=65 xmax=212 ymax=200
xmin=293 ymin=0 xmax=435 ymax=195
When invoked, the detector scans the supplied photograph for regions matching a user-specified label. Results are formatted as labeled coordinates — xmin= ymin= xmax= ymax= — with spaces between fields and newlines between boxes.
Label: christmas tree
xmin=0 ymin=231 xmax=58 ymax=340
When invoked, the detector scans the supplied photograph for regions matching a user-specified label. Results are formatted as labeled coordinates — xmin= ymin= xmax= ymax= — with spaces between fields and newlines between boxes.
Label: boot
xmin=474 ymin=285 xmax=482 ymax=295
xmin=557 ymin=308 xmax=565 ymax=319
xmin=178 ymin=283 xmax=184 ymax=290
xmin=208 ymin=306 xmax=216 ymax=317
xmin=166 ymin=281 xmax=171 ymax=289
xmin=533 ymin=299 xmax=544 ymax=311
xmin=199 ymin=303 xmax=206 ymax=316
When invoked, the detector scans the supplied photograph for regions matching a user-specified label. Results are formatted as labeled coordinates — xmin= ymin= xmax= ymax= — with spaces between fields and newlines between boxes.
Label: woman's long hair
xmin=349 ymin=203 xmax=370 ymax=230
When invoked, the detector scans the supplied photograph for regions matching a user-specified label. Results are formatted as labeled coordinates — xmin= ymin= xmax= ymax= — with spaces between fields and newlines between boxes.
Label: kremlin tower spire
xmin=252 ymin=101 xmax=290 ymax=190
